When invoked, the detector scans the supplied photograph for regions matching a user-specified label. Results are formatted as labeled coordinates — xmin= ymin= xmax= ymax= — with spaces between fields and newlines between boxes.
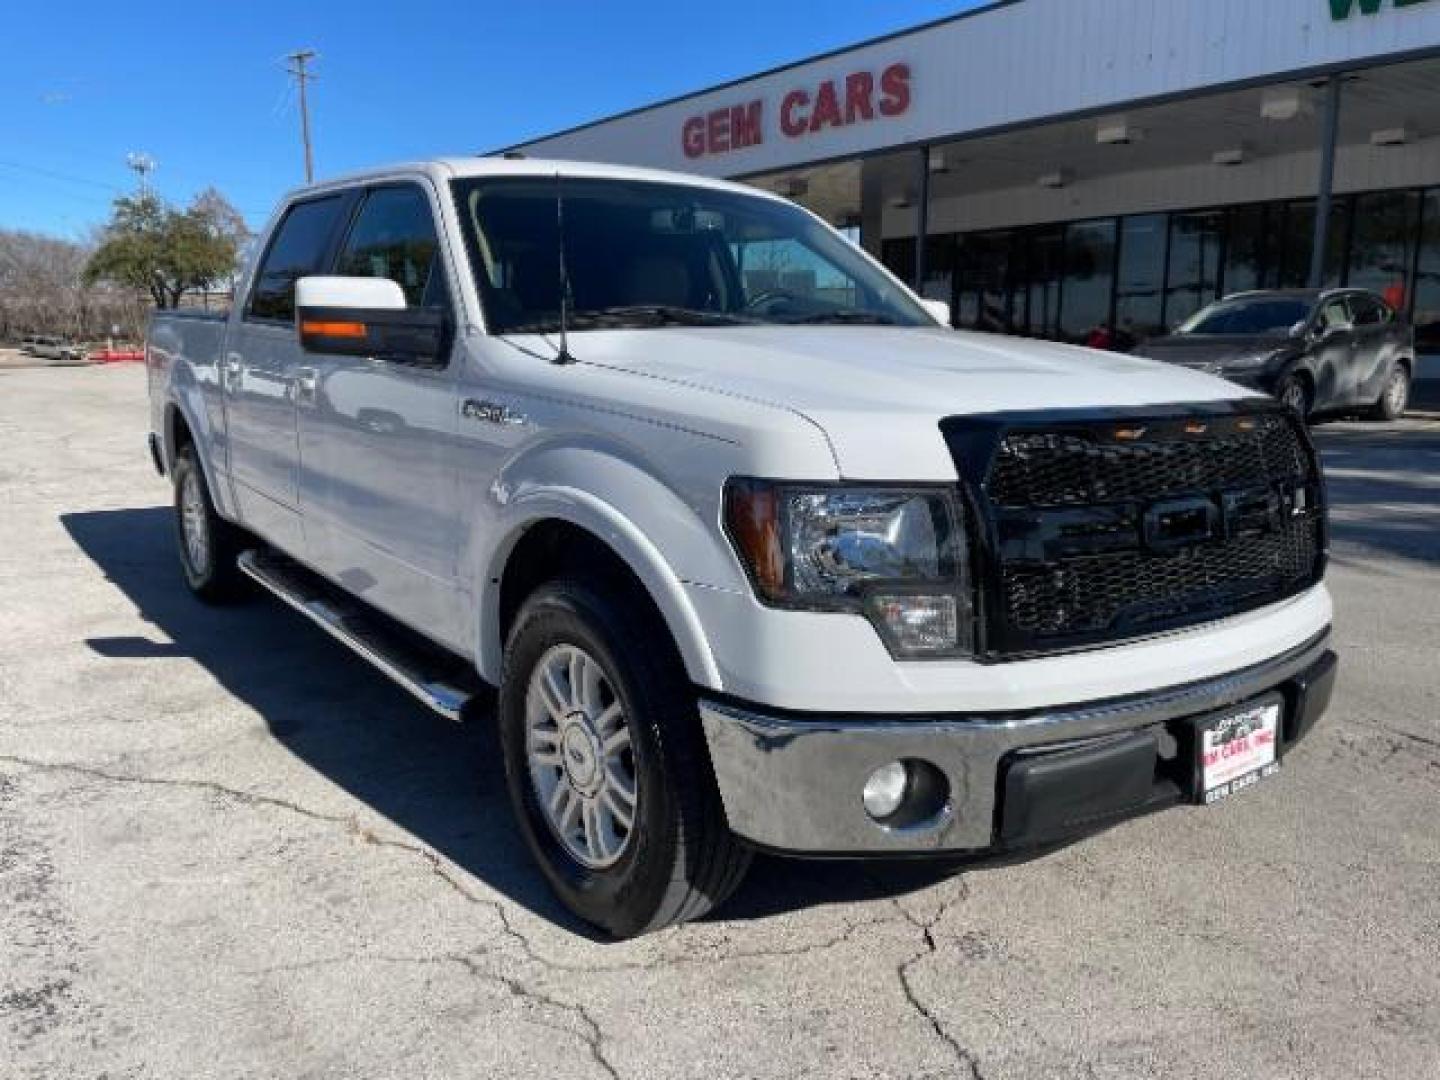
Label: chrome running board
xmin=237 ymin=549 xmax=480 ymax=721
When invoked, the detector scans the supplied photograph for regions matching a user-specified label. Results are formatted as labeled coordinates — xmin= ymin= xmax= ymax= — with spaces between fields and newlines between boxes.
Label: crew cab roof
xmin=274 ymin=156 xmax=786 ymax=210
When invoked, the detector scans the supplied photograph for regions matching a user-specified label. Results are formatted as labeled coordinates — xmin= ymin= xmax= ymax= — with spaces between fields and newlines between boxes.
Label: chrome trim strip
xmin=700 ymin=628 xmax=1332 ymax=853
xmin=237 ymin=550 xmax=472 ymax=721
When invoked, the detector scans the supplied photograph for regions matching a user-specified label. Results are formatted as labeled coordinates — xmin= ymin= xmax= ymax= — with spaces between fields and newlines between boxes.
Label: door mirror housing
xmin=295 ymin=276 xmax=446 ymax=365
xmin=919 ymin=299 xmax=952 ymax=326
xmin=1289 ymin=320 xmax=1309 ymax=339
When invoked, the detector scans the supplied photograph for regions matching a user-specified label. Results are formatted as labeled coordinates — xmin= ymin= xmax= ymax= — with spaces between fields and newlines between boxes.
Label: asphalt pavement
xmin=2 ymin=364 xmax=1437 ymax=1080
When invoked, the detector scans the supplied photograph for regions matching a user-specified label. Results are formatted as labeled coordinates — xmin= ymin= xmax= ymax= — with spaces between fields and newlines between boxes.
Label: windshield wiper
xmin=502 ymin=306 xmax=753 ymax=335
xmin=575 ymin=305 xmax=755 ymax=328
xmin=788 ymin=310 xmax=897 ymax=326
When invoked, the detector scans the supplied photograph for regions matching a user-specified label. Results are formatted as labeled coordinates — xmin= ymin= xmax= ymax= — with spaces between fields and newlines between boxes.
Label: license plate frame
xmin=1193 ymin=695 xmax=1283 ymax=806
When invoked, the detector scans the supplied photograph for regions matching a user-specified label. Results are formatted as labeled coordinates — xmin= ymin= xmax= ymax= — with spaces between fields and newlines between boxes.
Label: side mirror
xmin=1289 ymin=320 xmax=1309 ymax=339
xmin=295 ymin=276 xmax=446 ymax=364
xmin=920 ymin=299 xmax=952 ymax=327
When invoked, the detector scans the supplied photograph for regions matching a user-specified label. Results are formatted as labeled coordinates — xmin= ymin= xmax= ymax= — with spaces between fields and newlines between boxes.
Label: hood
xmin=570 ymin=326 xmax=1257 ymax=480
xmin=1134 ymin=334 xmax=1295 ymax=370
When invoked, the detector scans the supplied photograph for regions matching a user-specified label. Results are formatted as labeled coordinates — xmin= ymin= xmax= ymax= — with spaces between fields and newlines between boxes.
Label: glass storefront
xmin=886 ymin=184 xmax=1440 ymax=350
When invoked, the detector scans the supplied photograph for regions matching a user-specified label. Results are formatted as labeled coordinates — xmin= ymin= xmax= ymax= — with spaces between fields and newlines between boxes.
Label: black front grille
xmin=1001 ymin=519 xmax=1319 ymax=639
xmin=990 ymin=414 xmax=1308 ymax=508
xmin=941 ymin=405 xmax=1326 ymax=657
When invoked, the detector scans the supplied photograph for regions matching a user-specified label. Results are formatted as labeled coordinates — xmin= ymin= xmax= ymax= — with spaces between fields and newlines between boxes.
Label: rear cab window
xmin=246 ymin=196 xmax=348 ymax=323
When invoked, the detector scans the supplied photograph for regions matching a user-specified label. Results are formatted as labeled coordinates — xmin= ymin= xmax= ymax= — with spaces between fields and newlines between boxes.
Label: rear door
xmin=295 ymin=181 xmax=466 ymax=649
xmin=1309 ymin=296 xmax=1356 ymax=411
xmin=224 ymin=194 xmax=352 ymax=553
xmin=1346 ymin=293 xmax=1397 ymax=405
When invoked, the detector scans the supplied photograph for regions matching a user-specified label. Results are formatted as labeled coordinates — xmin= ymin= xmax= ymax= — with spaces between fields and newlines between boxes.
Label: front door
xmin=296 ymin=182 xmax=466 ymax=651
xmin=225 ymin=194 xmax=350 ymax=554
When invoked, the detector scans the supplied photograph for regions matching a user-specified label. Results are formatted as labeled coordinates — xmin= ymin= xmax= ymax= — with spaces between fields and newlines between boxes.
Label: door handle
xmin=293 ymin=367 xmax=318 ymax=406
xmin=223 ymin=353 xmax=243 ymax=391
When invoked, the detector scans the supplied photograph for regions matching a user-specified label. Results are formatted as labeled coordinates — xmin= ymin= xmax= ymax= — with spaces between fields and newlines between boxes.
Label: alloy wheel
xmin=180 ymin=469 xmax=211 ymax=576
xmin=1386 ymin=370 xmax=1410 ymax=417
xmin=525 ymin=644 xmax=638 ymax=869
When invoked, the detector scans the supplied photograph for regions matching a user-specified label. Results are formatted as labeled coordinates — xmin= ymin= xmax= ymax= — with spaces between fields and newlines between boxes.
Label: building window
xmin=1348 ymin=190 xmax=1419 ymax=311
xmin=1025 ymin=226 xmax=1066 ymax=339
xmin=1275 ymin=199 xmax=1349 ymax=289
xmin=955 ymin=230 xmax=1018 ymax=333
xmin=1059 ymin=219 xmax=1117 ymax=343
xmin=1223 ymin=204 xmax=1273 ymax=295
xmin=1115 ymin=215 xmax=1167 ymax=340
xmin=1164 ymin=211 xmax=1224 ymax=329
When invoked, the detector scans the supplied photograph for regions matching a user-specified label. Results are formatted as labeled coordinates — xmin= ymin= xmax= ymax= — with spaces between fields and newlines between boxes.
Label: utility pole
xmin=125 ymin=152 xmax=156 ymax=197
xmin=286 ymin=49 xmax=318 ymax=183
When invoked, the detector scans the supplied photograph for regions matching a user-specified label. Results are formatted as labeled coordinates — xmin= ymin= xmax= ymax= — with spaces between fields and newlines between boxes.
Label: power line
xmin=285 ymin=49 xmax=318 ymax=183
xmin=0 ymin=159 xmax=125 ymax=193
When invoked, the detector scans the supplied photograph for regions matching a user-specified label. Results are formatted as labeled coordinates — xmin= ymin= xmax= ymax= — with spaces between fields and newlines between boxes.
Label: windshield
xmin=1176 ymin=296 xmax=1312 ymax=336
xmin=451 ymin=176 xmax=931 ymax=333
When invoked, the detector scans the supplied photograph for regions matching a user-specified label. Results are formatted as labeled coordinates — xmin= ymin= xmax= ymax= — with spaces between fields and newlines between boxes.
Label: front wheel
xmin=1276 ymin=374 xmax=1312 ymax=420
xmin=1370 ymin=365 xmax=1411 ymax=421
xmin=498 ymin=579 xmax=750 ymax=937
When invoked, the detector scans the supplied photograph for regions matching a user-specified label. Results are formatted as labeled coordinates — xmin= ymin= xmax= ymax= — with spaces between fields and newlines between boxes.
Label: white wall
xmin=515 ymin=0 xmax=1440 ymax=177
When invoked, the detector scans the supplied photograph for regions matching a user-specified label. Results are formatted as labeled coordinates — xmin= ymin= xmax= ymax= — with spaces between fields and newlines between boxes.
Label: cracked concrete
xmin=2 ymin=364 xmax=1439 ymax=1079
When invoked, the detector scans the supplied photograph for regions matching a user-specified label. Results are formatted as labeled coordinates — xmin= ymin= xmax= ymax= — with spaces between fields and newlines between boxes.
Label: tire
xmin=1370 ymin=364 xmax=1411 ymax=421
xmin=172 ymin=445 xmax=249 ymax=603
xmin=1276 ymin=374 xmax=1312 ymax=420
xmin=498 ymin=578 xmax=750 ymax=938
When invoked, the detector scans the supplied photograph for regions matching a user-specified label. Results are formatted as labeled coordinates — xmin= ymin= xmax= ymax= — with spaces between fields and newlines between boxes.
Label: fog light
xmin=868 ymin=594 xmax=965 ymax=656
xmin=863 ymin=761 xmax=911 ymax=820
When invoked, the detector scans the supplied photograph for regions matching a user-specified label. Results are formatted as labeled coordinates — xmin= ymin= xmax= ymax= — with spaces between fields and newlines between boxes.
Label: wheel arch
xmin=162 ymin=387 xmax=236 ymax=519
xmin=480 ymin=496 xmax=724 ymax=692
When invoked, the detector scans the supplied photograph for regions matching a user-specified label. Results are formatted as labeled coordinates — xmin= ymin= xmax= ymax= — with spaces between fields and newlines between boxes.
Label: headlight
xmin=724 ymin=480 xmax=974 ymax=658
xmin=1223 ymin=350 xmax=1281 ymax=372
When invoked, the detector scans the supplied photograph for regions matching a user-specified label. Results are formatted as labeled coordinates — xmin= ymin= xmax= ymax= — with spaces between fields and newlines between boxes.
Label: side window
xmin=247 ymin=196 xmax=345 ymax=322
xmin=1350 ymin=295 xmax=1388 ymax=327
xmin=1318 ymin=298 xmax=1352 ymax=331
xmin=334 ymin=186 xmax=443 ymax=308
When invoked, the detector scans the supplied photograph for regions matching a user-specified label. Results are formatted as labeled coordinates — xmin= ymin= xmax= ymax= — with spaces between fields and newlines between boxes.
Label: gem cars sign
xmin=1330 ymin=0 xmax=1431 ymax=19
xmin=682 ymin=63 xmax=912 ymax=160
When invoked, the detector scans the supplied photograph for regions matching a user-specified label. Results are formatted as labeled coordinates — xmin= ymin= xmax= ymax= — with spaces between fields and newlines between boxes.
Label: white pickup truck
xmin=146 ymin=158 xmax=1337 ymax=937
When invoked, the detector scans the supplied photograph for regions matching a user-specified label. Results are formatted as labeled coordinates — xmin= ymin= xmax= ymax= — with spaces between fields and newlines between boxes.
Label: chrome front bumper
xmin=699 ymin=629 xmax=1336 ymax=855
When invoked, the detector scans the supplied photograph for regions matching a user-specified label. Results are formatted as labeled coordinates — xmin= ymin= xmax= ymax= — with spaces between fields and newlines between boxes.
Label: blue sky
xmin=1 ymin=0 xmax=983 ymax=239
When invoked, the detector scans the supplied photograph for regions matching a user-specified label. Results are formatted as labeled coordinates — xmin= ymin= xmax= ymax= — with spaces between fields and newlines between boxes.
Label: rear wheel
xmin=1276 ymin=374 xmax=1312 ymax=420
xmin=172 ymin=446 xmax=248 ymax=603
xmin=498 ymin=578 xmax=750 ymax=938
xmin=1370 ymin=364 xmax=1411 ymax=421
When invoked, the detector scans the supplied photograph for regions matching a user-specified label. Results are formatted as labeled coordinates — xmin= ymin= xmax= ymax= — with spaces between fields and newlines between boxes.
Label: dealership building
xmin=512 ymin=0 xmax=1440 ymax=350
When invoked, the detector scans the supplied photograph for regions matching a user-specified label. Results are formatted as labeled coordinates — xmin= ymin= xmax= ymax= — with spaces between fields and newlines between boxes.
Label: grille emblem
xmin=1143 ymin=496 xmax=1219 ymax=552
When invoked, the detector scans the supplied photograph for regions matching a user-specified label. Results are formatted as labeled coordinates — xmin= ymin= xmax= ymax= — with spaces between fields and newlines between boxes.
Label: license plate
xmin=1200 ymin=701 xmax=1281 ymax=805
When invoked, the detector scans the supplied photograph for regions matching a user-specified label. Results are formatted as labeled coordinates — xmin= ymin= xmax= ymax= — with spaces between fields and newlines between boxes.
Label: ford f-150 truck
xmin=146 ymin=158 xmax=1337 ymax=937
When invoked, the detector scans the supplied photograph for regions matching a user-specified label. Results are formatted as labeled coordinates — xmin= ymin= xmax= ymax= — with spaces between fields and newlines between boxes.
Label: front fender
xmin=474 ymin=444 xmax=749 ymax=690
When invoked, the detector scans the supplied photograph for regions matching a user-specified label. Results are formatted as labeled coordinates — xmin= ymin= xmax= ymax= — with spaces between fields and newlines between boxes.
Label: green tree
xmin=84 ymin=190 xmax=248 ymax=308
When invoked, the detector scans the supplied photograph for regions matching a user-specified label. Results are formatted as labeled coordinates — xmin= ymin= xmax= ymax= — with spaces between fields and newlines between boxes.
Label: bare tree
xmin=0 ymin=229 xmax=146 ymax=343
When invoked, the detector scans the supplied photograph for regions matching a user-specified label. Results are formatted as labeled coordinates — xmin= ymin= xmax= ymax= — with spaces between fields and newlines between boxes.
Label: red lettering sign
xmin=780 ymin=90 xmax=809 ymax=139
xmin=679 ymin=62 xmax=912 ymax=159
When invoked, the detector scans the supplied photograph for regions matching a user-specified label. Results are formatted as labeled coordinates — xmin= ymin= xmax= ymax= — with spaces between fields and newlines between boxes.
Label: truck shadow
xmin=60 ymin=507 xmax=964 ymax=938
